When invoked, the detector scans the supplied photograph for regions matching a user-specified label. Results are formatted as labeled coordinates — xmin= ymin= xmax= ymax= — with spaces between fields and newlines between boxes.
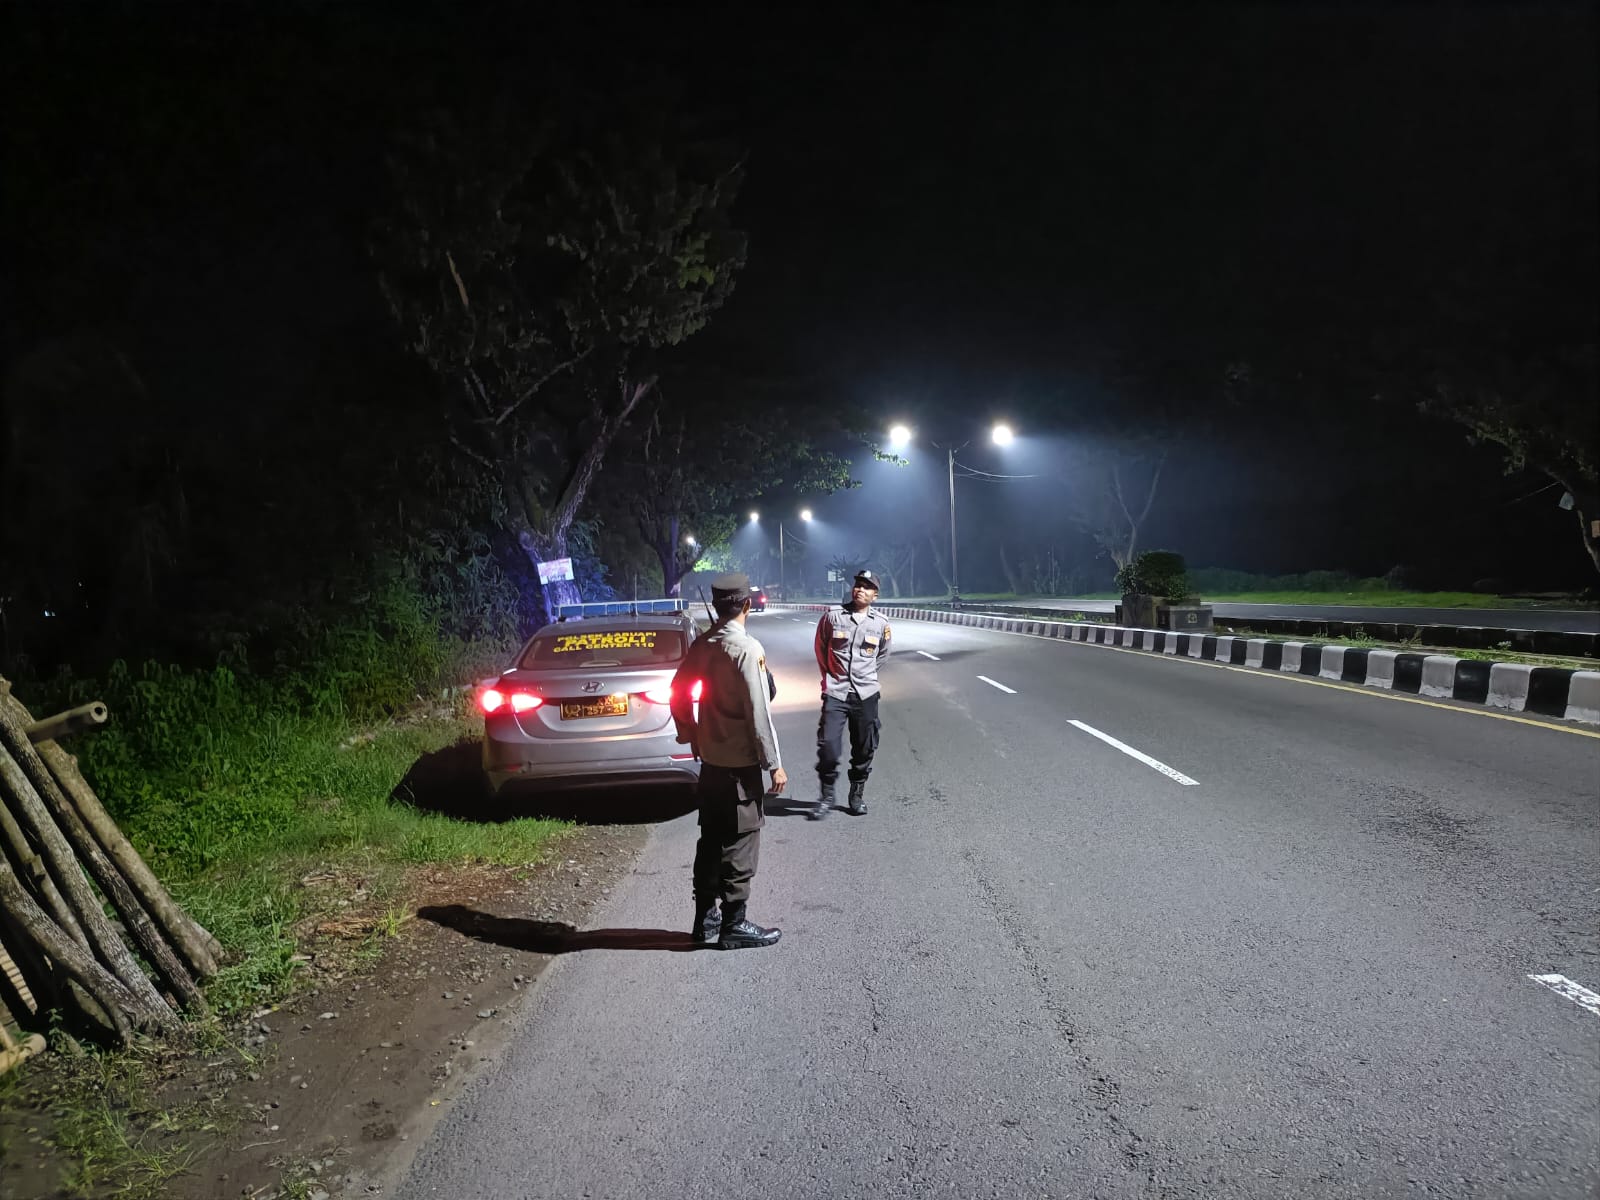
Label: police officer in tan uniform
xmin=812 ymin=568 xmax=892 ymax=818
xmin=670 ymin=573 xmax=786 ymax=949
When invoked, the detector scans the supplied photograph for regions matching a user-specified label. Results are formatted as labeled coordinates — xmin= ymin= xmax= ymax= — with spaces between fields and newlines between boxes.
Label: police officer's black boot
xmin=691 ymin=899 xmax=721 ymax=946
xmin=847 ymin=780 xmax=867 ymax=815
xmin=810 ymin=780 xmax=834 ymax=821
xmin=717 ymin=903 xmax=782 ymax=950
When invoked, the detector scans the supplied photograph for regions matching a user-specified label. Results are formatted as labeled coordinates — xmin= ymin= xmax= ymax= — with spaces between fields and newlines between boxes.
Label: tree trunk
xmin=2 ymin=689 xmax=222 ymax=979
xmin=0 ymin=789 xmax=86 ymax=948
xmin=0 ymin=731 xmax=204 ymax=1015
xmin=0 ymin=854 xmax=141 ymax=1042
xmin=515 ymin=375 xmax=657 ymax=621
xmin=925 ymin=532 xmax=952 ymax=593
xmin=0 ymin=704 xmax=206 ymax=1017
xmin=657 ymin=514 xmax=686 ymax=599
xmin=1547 ymin=469 xmax=1600 ymax=577
xmin=517 ymin=526 xmax=583 ymax=622
xmin=37 ymin=737 xmax=221 ymax=978
xmin=0 ymin=714 xmax=178 ymax=1032
xmin=999 ymin=543 xmax=1022 ymax=594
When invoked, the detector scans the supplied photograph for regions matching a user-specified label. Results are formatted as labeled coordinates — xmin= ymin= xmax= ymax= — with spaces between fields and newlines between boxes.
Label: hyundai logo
xmin=581 ymin=681 xmax=604 ymax=693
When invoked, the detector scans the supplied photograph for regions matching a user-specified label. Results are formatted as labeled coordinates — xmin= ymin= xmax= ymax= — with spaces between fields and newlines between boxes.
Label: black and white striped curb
xmin=774 ymin=605 xmax=1600 ymax=726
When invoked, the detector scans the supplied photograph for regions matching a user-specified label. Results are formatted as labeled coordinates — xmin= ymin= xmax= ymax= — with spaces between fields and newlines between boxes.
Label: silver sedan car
xmin=480 ymin=612 xmax=703 ymax=795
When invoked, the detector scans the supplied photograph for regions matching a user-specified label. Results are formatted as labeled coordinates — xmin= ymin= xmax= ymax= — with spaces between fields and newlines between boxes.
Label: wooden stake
xmin=24 ymin=702 xmax=108 ymax=745
xmin=36 ymin=738 xmax=222 ymax=977
xmin=0 ymin=736 xmax=177 ymax=1033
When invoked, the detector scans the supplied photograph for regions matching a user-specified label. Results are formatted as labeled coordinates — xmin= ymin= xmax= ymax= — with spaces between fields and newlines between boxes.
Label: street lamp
xmin=750 ymin=508 xmax=813 ymax=601
xmin=684 ymin=534 xmax=697 ymax=547
xmin=888 ymin=421 xmax=1017 ymax=607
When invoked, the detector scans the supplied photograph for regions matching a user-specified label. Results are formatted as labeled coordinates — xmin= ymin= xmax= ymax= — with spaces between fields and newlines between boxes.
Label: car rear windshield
xmin=519 ymin=627 xmax=687 ymax=669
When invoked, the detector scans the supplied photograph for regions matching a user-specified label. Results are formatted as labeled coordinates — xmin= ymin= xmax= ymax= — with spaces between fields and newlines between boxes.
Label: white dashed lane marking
xmin=977 ymin=676 xmax=1016 ymax=694
xmin=917 ymin=650 xmax=942 ymax=661
xmin=1068 ymin=719 xmax=1199 ymax=786
xmin=1528 ymin=974 xmax=1600 ymax=1017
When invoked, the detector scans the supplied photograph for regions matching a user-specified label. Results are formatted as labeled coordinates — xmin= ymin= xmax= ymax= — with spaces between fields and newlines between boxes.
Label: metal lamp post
xmin=752 ymin=510 xmax=813 ymax=601
xmin=889 ymin=422 xmax=1015 ymax=607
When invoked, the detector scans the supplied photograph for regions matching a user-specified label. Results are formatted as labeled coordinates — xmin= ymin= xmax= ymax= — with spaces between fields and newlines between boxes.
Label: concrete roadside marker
xmin=1527 ymin=973 xmax=1600 ymax=1017
xmin=1068 ymin=719 xmax=1199 ymax=786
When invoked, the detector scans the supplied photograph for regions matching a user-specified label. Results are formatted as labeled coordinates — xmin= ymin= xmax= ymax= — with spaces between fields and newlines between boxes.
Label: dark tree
xmin=374 ymin=92 xmax=747 ymax=618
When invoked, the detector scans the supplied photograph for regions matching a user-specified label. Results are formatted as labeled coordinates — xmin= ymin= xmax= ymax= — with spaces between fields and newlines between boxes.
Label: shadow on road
xmin=418 ymin=904 xmax=706 ymax=953
xmin=390 ymin=737 xmax=699 ymax=826
xmin=765 ymin=792 xmax=819 ymax=818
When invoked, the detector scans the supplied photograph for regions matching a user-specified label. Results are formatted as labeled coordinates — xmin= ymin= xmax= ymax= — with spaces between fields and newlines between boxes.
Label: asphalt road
xmin=392 ymin=611 xmax=1600 ymax=1200
xmin=945 ymin=598 xmax=1600 ymax=635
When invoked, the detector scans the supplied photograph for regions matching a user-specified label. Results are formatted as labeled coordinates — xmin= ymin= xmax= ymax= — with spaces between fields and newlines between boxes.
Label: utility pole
xmin=948 ymin=445 xmax=960 ymax=607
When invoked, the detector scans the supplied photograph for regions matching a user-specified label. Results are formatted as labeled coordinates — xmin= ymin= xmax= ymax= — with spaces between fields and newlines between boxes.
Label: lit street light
xmin=749 ymin=508 xmax=813 ymax=601
xmin=684 ymin=534 xmax=697 ymax=547
xmin=749 ymin=510 xmax=759 ymax=522
xmin=887 ymin=421 xmax=1018 ymax=607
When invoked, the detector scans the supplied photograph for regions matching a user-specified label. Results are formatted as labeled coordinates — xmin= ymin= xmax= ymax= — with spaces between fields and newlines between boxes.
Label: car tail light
xmin=644 ymin=679 xmax=703 ymax=705
xmin=480 ymin=687 xmax=543 ymax=714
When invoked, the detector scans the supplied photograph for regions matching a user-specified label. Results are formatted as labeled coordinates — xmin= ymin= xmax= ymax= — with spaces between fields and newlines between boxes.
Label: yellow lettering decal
xmin=552 ymin=631 xmax=658 ymax=653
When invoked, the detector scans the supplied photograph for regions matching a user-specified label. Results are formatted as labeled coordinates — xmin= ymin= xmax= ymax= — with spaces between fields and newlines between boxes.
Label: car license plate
xmin=560 ymin=694 xmax=629 ymax=720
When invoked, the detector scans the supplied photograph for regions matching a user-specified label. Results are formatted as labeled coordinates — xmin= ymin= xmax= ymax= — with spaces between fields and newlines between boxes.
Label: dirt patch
xmin=1 ymin=820 xmax=649 ymax=1200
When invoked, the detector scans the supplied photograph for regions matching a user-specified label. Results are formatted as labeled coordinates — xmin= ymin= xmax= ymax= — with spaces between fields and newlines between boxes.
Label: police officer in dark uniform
xmin=811 ymin=568 xmax=892 ymax=818
xmin=670 ymin=573 xmax=786 ymax=949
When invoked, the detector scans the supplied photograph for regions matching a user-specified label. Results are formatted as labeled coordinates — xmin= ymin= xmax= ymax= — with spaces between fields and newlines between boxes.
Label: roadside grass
xmin=120 ymin=701 xmax=569 ymax=1016
xmin=3 ymin=702 xmax=569 ymax=1199
xmin=4 ymin=629 xmax=570 ymax=1198
xmin=1194 ymin=590 xmax=1570 ymax=608
xmin=4 ymin=1022 xmax=242 ymax=1200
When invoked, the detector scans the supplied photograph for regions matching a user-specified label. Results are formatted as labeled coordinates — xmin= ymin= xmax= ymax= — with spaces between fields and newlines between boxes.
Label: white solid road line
xmin=917 ymin=650 xmax=942 ymax=661
xmin=977 ymin=675 xmax=1016 ymax=694
xmin=1528 ymin=973 xmax=1600 ymax=1017
xmin=1068 ymin=719 xmax=1200 ymax=786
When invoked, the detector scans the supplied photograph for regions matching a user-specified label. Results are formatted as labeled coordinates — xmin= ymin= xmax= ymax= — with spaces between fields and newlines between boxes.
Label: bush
xmin=1115 ymin=550 xmax=1191 ymax=600
xmin=23 ymin=574 xmax=518 ymax=876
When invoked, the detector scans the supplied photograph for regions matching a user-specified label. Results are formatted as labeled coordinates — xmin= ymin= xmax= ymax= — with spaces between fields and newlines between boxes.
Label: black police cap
xmin=710 ymin=572 xmax=751 ymax=602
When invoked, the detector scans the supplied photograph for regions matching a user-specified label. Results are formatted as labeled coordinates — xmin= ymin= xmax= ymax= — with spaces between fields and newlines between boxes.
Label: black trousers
xmin=815 ymin=692 xmax=881 ymax=786
xmin=693 ymin=763 xmax=766 ymax=909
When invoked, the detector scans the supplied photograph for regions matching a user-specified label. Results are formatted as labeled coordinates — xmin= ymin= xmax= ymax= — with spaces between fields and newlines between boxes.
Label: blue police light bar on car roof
xmin=556 ymin=598 xmax=689 ymax=621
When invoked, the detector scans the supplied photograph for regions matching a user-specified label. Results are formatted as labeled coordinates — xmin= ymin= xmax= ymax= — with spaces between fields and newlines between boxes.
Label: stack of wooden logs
xmin=0 ymin=675 xmax=223 ymax=1054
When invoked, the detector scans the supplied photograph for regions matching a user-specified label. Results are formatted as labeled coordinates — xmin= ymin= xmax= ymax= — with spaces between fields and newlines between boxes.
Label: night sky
xmin=4 ymin=2 xmax=1596 ymax=613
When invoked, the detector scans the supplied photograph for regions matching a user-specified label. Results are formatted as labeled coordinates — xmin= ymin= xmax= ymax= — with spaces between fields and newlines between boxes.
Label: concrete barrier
xmin=766 ymin=605 xmax=1599 ymax=725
